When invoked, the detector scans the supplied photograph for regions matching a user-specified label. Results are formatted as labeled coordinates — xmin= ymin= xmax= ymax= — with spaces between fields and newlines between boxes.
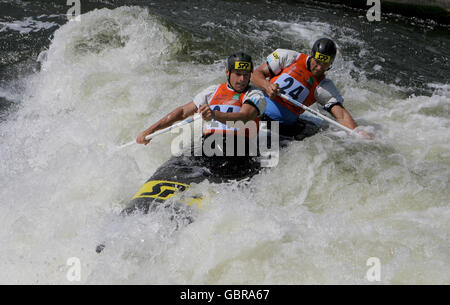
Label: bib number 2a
xmin=275 ymin=73 xmax=309 ymax=103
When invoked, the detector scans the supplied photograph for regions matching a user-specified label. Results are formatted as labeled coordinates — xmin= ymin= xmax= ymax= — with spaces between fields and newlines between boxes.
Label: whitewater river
xmin=0 ymin=0 xmax=449 ymax=284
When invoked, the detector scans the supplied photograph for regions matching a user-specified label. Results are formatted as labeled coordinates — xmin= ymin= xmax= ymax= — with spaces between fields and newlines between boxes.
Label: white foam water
xmin=0 ymin=17 xmax=59 ymax=34
xmin=0 ymin=7 xmax=448 ymax=284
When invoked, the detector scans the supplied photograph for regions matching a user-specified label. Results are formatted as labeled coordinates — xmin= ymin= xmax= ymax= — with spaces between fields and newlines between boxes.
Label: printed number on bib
xmin=208 ymin=105 xmax=240 ymax=131
xmin=275 ymin=73 xmax=310 ymax=104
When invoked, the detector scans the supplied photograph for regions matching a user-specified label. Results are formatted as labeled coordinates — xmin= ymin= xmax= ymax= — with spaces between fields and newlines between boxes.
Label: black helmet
xmin=311 ymin=38 xmax=337 ymax=64
xmin=227 ymin=51 xmax=253 ymax=72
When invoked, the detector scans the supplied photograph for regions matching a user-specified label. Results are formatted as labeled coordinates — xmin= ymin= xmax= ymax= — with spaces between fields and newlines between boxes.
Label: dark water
xmin=1 ymin=1 xmax=448 ymax=115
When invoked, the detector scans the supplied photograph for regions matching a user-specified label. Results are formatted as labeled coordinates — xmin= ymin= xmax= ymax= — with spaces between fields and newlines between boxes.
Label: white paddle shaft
xmin=120 ymin=114 xmax=201 ymax=149
xmin=280 ymin=93 xmax=354 ymax=134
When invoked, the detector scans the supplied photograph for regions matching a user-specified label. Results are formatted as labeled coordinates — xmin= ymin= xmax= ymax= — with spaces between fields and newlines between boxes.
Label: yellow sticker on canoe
xmin=314 ymin=52 xmax=331 ymax=63
xmin=234 ymin=61 xmax=252 ymax=71
xmin=133 ymin=180 xmax=190 ymax=200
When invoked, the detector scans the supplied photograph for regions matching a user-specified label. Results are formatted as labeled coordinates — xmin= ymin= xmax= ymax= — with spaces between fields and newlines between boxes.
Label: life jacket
xmin=204 ymin=82 xmax=259 ymax=138
xmin=269 ymin=53 xmax=324 ymax=116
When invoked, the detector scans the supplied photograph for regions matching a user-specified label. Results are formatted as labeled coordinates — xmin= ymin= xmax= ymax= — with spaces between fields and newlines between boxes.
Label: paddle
xmin=96 ymin=113 xmax=202 ymax=253
xmin=279 ymin=93 xmax=354 ymax=134
xmin=119 ymin=113 xmax=202 ymax=149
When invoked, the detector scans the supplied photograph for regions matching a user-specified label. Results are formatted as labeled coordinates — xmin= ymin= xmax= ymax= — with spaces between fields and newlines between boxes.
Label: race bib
xmin=274 ymin=73 xmax=310 ymax=104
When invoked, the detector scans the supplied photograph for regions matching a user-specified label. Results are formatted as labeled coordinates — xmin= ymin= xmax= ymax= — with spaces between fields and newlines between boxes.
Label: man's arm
xmin=252 ymin=49 xmax=300 ymax=99
xmin=251 ymin=62 xmax=279 ymax=99
xmin=330 ymin=104 xmax=374 ymax=139
xmin=329 ymin=104 xmax=357 ymax=130
xmin=198 ymin=103 xmax=259 ymax=124
xmin=137 ymin=101 xmax=198 ymax=145
xmin=199 ymin=87 xmax=266 ymax=124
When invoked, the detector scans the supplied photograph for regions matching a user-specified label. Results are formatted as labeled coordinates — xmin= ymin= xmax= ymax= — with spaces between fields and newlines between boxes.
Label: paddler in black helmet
xmin=251 ymin=38 xmax=374 ymax=140
xmin=136 ymin=51 xmax=266 ymax=178
xmin=96 ymin=54 xmax=266 ymax=252
xmin=95 ymin=55 xmax=266 ymax=254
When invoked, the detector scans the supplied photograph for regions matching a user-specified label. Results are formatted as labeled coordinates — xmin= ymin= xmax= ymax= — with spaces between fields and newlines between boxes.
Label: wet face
xmin=226 ymin=69 xmax=251 ymax=92
xmin=309 ymin=56 xmax=331 ymax=78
